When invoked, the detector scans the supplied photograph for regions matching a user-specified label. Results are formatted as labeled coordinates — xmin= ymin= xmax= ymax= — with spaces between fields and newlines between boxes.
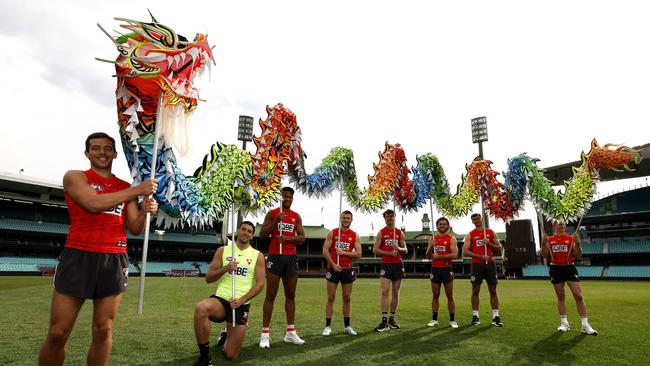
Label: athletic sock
xmin=432 ymin=312 xmax=438 ymax=321
xmin=287 ymin=324 xmax=296 ymax=332
xmin=198 ymin=342 xmax=210 ymax=359
xmin=344 ymin=317 xmax=350 ymax=327
xmin=560 ymin=315 xmax=568 ymax=324
xmin=381 ymin=312 xmax=388 ymax=322
xmin=262 ymin=327 xmax=270 ymax=334
xmin=449 ymin=313 xmax=455 ymax=321
xmin=472 ymin=310 xmax=479 ymax=317
xmin=389 ymin=312 xmax=396 ymax=320
xmin=492 ymin=309 xmax=499 ymax=318
xmin=326 ymin=318 xmax=332 ymax=327
xmin=580 ymin=317 xmax=589 ymax=327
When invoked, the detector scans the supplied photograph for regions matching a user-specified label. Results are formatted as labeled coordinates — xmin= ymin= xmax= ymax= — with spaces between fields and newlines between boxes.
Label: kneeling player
xmin=193 ymin=221 xmax=266 ymax=365
xmin=541 ymin=221 xmax=598 ymax=335
xmin=322 ymin=210 xmax=362 ymax=336
xmin=425 ymin=217 xmax=459 ymax=328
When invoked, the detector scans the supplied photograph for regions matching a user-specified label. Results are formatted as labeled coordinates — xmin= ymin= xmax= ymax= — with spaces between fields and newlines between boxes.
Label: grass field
xmin=1 ymin=276 xmax=649 ymax=365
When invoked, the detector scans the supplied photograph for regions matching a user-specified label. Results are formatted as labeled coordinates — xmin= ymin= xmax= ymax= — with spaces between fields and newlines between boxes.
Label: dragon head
xmin=98 ymin=12 xmax=215 ymax=155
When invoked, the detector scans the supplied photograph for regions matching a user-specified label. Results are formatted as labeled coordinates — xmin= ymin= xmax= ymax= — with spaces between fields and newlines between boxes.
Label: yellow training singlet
xmin=215 ymin=244 xmax=260 ymax=304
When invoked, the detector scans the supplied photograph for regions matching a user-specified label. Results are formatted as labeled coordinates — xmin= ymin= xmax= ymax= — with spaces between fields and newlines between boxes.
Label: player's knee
xmin=342 ymin=293 xmax=351 ymax=303
xmin=194 ymin=301 xmax=209 ymax=319
xmin=285 ymin=290 xmax=296 ymax=300
xmin=225 ymin=347 xmax=241 ymax=360
xmin=46 ymin=326 xmax=72 ymax=347
xmin=91 ymin=322 xmax=113 ymax=342
xmin=327 ymin=293 xmax=336 ymax=303
xmin=265 ymin=288 xmax=278 ymax=301
xmin=573 ymin=293 xmax=584 ymax=303
xmin=556 ymin=293 xmax=566 ymax=302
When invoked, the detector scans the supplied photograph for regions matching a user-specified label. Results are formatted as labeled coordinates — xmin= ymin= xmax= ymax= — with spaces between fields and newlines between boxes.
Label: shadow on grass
xmin=509 ymin=331 xmax=586 ymax=366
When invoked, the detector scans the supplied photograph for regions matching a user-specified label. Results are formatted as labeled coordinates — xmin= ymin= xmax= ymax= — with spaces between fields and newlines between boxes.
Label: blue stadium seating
xmin=608 ymin=266 xmax=650 ymax=278
xmin=522 ymin=264 xmax=603 ymax=278
xmin=608 ymin=240 xmax=650 ymax=254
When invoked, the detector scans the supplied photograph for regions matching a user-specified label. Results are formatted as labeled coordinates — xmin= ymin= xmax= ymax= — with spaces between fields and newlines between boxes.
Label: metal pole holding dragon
xmin=137 ymin=94 xmax=163 ymax=315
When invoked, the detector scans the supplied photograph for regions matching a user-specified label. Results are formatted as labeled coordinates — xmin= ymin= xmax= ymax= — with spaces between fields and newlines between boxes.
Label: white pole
xmin=279 ymin=196 xmax=283 ymax=255
xmin=481 ymin=197 xmax=488 ymax=265
xmin=568 ymin=216 xmax=584 ymax=262
xmin=231 ymin=204 xmax=236 ymax=326
xmin=137 ymin=94 xmax=163 ymax=315
xmin=337 ymin=178 xmax=342 ymax=266
xmin=430 ymin=198 xmax=436 ymax=255
xmin=393 ymin=200 xmax=397 ymax=256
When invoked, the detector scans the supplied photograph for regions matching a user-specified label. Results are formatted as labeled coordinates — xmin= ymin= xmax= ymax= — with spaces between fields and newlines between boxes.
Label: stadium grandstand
xmin=2 ymin=140 xmax=649 ymax=280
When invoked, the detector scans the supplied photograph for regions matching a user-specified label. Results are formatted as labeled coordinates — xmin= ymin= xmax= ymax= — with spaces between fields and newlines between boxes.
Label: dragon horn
xmin=96 ymin=23 xmax=120 ymax=46
xmin=147 ymin=8 xmax=159 ymax=23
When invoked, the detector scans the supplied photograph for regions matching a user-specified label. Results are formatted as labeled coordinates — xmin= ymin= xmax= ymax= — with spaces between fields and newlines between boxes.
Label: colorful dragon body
xmin=100 ymin=15 xmax=641 ymax=228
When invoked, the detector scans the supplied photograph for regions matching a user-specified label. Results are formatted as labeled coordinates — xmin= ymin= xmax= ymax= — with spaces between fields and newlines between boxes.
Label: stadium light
xmin=471 ymin=116 xmax=489 ymax=228
xmin=237 ymin=115 xmax=254 ymax=148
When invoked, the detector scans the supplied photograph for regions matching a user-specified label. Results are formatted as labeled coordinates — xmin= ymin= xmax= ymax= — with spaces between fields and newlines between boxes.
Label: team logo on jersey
xmin=267 ymin=261 xmax=274 ymax=269
xmin=325 ymin=271 xmax=332 ymax=279
xmin=380 ymin=269 xmax=386 ymax=276
xmin=90 ymin=183 xmax=104 ymax=192
xmin=246 ymin=258 xmax=252 ymax=265
xmin=122 ymin=267 xmax=129 ymax=278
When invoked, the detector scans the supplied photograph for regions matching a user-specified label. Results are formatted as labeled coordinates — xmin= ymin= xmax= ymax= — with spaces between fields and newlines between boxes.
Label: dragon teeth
xmin=167 ymin=56 xmax=174 ymax=66
xmin=179 ymin=52 xmax=186 ymax=63
xmin=174 ymin=54 xmax=181 ymax=66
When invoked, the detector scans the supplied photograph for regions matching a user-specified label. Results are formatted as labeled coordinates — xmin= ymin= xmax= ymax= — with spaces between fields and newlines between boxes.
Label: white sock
xmin=492 ymin=309 xmax=499 ymax=318
xmin=560 ymin=315 xmax=568 ymax=324
xmin=581 ymin=317 xmax=589 ymax=327
xmin=472 ymin=310 xmax=479 ymax=317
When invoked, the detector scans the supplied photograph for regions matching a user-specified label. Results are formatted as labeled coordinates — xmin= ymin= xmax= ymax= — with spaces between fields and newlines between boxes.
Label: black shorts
xmin=325 ymin=268 xmax=357 ymax=284
xmin=266 ymin=254 xmax=298 ymax=278
xmin=430 ymin=267 xmax=454 ymax=284
xmin=380 ymin=263 xmax=405 ymax=281
xmin=209 ymin=295 xmax=250 ymax=326
xmin=470 ymin=262 xmax=498 ymax=285
xmin=54 ymin=248 xmax=129 ymax=299
xmin=549 ymin=265 xmax=580 ymax=284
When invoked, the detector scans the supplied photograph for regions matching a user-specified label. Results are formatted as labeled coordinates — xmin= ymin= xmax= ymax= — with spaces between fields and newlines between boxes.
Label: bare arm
xmin=397 ymin=230 xmax=408 ymax=254
xmin=322 ymin=231 xmax=337 ymax=268
xmin=282 ymin=215 xmax=306 ymax=244
xmin=488 ymin=231 xmax=502 ymax=251
xmin=124 ymin=197 xmax=158 ymax=236
xmin=63 ymin=170 xmax=156 ymax=213
xmin=373 ymin=232 xmax=396 ymax=257
xmin=462 ymin=234 xmax=486 ymax=260
xmin=259 ymin=211 xmax=277 ymax=238
xmin=540 ymin=231 xmax=550 ymax=260
xmin=572 ymin=234 xmax=582 ymax=258
xmin=205 ymin=247 xmax=232 ymax=284
xmin=425 ymin=236 xmax=435 ymax=259
xmin=338 ymin=234 xmax=362 ymax=259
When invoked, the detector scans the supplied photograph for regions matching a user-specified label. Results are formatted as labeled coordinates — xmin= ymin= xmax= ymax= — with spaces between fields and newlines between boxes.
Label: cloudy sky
xmin=1 ymin=0 xmax=648 ymax=238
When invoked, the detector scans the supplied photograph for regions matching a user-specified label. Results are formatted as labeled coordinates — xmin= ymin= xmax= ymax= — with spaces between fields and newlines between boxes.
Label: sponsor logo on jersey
xmin=552 ymin=245 xmax=568 ymax=253
xmin=278 ymin=222 xmax=295 ymax=233
xmin=435 ymin=245 xmax=446 ymax=252
xmin=336 ymin=241 xmax=351 ymax=250
xmin=103 ymin=203 xmax=124 ymax=216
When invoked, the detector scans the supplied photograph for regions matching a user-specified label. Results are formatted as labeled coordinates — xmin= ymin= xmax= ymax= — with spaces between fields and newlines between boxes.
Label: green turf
xmin=1 ymin=276 xmax=649 ymax=365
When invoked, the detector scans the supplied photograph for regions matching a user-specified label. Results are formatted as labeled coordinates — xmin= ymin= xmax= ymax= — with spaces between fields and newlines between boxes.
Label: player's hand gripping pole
xmin=137 ymin=93 xmax=163 ymax=315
